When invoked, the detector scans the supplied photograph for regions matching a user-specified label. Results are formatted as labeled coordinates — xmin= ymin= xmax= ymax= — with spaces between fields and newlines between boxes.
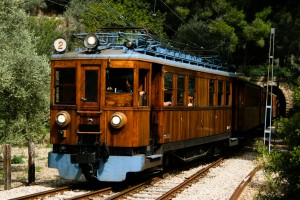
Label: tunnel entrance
xmin=264 ymin=86 xmax=286 ymax=117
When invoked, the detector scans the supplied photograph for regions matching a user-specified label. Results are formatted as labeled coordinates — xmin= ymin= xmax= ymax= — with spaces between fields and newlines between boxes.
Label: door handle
xmin=81 ymin=97 xmax=87 ymax=101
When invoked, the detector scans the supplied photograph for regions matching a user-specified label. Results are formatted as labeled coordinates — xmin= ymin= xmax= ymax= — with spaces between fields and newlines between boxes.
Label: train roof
xmin=52 ymin=32 xmax=237 ymax=77
xmin=52 ymin=49 xmax=237 ymax=77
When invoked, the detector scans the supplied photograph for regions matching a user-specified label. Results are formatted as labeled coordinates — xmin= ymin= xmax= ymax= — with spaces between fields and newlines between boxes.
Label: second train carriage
xmin=48 ymin=32 xmax=274 ymax=182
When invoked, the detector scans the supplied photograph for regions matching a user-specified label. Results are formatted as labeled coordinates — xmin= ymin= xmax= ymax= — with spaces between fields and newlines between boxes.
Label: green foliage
xmin=11 ymin=155 xmax=25 ymax=164
xmin=35 ymin=166 xmax=42 ymax=172
xmin=81 ymin=0 xmax=166 ymax=37
xmin=208 ymin=18 xmax=239 ymax=53
xmin=173 ymin=18 xmax=219 ymax=52
xmin=257 ymin=77 xmax=300 ymax=199
xmin=0 ymin=0 xmax=50 ymax=144
xmin=28 ymin=16 xmax=64 ymax=56
xmin=238 ymin=65 xmax=266 ymax=79
xmin=243 ymin=7 xmax=272 ymax=48
xmin=174 ymin=0 xmax=246 ymax=56
xmin=23 ymin=0 xmax=46 ymax=16
xmin=63 ymin=0 xmax=94 ymax=33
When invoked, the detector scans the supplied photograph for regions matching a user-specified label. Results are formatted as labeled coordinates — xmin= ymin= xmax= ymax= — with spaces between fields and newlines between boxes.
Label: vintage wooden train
xmin=48 ymin=31 xmax=277 ymax=182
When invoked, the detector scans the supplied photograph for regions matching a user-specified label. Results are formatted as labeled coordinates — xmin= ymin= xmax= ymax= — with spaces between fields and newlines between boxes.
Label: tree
xmin=172 ymin=0 xmax=246 ymax=62
xmin=0 ymin=0 xmax=50 ymax=144
xmin=81 ymin=0 xmax=166 ymax=37
xmin=23 ymin=0 xmax=47 ymax=16
xmin=27 ymin=16 xmax=64 ymax=56
xmin=257 ymin=77 xmax=300 ymax=199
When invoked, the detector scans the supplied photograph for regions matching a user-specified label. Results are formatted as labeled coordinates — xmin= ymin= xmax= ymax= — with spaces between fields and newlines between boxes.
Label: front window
xmin=54 ymin=68 xmax=76 ymax=104
xmin=106 ymin=68 xmax=133 ymax=93
xmin=85 ymin=70 xmax=98 ymax=102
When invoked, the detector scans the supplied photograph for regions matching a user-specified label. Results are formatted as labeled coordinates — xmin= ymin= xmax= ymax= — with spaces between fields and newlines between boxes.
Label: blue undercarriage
xmin=48 ymin=152 xmax=162 ymax=182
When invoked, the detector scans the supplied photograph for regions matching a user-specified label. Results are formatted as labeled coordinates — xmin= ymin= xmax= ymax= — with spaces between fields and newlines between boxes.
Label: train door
xmin=77 ymin=65 xmax=101 ymax=134
xmin=79 ymin=66 xmax=100 ymax=111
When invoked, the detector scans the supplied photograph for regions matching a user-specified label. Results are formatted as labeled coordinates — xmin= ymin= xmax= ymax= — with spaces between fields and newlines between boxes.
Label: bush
xmin=256 ymin=78 xmax=300 ymax=200
xmin=11 ymin=155 xmax=25 ymax=164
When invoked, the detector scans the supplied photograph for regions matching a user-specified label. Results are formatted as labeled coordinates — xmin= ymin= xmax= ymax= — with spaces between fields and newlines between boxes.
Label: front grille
xmin=78 ymin=134 xmax=100 ymax=146
xmin=78 ymin=124 xmax=100 ymax=132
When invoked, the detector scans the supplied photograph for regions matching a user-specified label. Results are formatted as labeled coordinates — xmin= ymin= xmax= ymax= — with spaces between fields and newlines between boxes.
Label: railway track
xmin=107 ymin=158 xmax=223 ymax=200
xmin=229 ymin=166 xmax=261 ymax=200
xmin=11 ymin=152 xmax=259 ymax=200
xmin=10 ymin=186 xmax=72 ymax=200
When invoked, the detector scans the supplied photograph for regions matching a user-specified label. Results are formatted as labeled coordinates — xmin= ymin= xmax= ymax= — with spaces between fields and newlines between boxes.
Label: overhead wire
xmin=159 ymin=0 xmax=225 ymax=53
xmin=159 ymin=0 xmax=208 ymax=45
xmin=93 ymin=0 xmax=219 ymax=54
xmin=45 ymin=0 xmax=67 ymax=7
xmin=97 ymin=0 xmax=136 ymax=27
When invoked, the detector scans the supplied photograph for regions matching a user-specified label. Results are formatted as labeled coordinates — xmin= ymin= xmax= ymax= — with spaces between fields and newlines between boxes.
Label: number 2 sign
xmin=54 ymin=38 xmax=67 ymax=53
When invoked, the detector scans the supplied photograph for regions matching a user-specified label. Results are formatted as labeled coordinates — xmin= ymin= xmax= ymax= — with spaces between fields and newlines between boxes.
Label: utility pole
xmin=264 ymin=28 xmax=275 ymax=153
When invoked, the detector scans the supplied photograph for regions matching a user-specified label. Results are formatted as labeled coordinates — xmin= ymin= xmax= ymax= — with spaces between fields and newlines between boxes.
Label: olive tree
xmin=0 ymin=0 xmax=50 ymax=144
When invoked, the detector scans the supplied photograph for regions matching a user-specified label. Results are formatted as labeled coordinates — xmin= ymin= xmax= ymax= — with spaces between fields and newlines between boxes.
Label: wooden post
xmin=3 ymin=144 xmax=11 ymax=190
xmin=28 ymin=138 xmax=35 ymax=184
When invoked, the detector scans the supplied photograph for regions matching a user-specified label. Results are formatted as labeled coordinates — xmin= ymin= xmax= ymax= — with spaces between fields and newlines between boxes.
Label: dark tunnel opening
xmin=264 ymin=86 xmax=286 ymax=117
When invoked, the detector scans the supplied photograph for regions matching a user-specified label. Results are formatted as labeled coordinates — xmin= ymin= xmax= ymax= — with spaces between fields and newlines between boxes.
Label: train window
xmin=225 ymin=82 xmax=231 ymax=105
xmin=106 ymin=68 xmax=133 ymax=93
xmin=218 ymin=81 xmax=223 ymax=106
xmin=85 ymin=70 xmax=98 ymax=102
xmin=138 ymin=69 xmax=149 ymax=106
xmin=177 ymin=75 xmax=185 ymax=106
xmin=209 ymin=80 xmax=215 ymax=106
xmin=54 ymin=68 xmax=76 ymax=104
xmin=188 ymin=77 xmax=196 ymax=106
xmin=164 ymin=73 xmax=173 ymax=106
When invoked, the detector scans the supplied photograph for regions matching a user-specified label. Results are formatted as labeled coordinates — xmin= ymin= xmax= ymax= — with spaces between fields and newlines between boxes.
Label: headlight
xmin=109 ymin=112 xmax=127 ymax=129
xmin=84 ymin=34 xmax=99 ymax=49
xmin=55 ymin=111 xmax=71 ymax=127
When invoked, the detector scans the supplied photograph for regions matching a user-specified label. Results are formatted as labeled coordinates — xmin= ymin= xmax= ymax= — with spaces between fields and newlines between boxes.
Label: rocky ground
xmin=0 ymin=144 xmax=267 ymax=199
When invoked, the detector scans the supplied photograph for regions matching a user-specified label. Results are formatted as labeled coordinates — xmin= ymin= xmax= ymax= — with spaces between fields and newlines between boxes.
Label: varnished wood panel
xmin=50 ymin=109 xmax=79 ymax=145
xmin=154 ymin=107 xmax=232 ymax=144
xmin=105 ymin=110 xmax=150 ymax=147
xmin=105 ymin=93 xmax=133 ymax=107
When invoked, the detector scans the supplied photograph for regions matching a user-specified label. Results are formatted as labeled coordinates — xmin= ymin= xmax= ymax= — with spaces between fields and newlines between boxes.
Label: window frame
xmin=54 ymin=67 xmax=76 ymax=105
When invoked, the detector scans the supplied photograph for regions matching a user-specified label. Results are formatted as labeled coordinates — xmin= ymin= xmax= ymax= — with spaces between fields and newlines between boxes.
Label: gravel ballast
xmin=0 ymin=146 xmax=265 ymax=199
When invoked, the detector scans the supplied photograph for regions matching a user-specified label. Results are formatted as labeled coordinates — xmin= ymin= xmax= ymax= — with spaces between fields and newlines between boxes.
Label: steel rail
xmin=156 ymin=157 xmax=223 ymax=200
xmin=106 ymin=178 xmax=161 ymax=200
xmin=10 ymin=186 xmax=71 ymax=200
xmin=64 ymin=187 xmax=112 ymax=200
xmin=229 ymin=166 xmax=261 ymax=200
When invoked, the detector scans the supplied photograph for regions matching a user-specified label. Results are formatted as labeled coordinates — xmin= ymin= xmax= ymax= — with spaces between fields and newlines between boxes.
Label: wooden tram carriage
xmin=49 ymin=32 xmax=275 ymax=182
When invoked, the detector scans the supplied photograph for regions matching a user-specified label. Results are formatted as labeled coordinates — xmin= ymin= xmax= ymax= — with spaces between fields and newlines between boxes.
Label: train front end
xmin=48 ymin=35 xmax=159 ymax=182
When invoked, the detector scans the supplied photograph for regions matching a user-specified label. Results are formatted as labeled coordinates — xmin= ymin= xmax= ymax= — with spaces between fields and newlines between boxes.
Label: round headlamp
xmin=84 ymin=34 xmax=99 ymax=49
xmin=55 ymin=111 xmax=71 ymax=127
xmin=109 ymin=112 xmax=127 ymax=129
